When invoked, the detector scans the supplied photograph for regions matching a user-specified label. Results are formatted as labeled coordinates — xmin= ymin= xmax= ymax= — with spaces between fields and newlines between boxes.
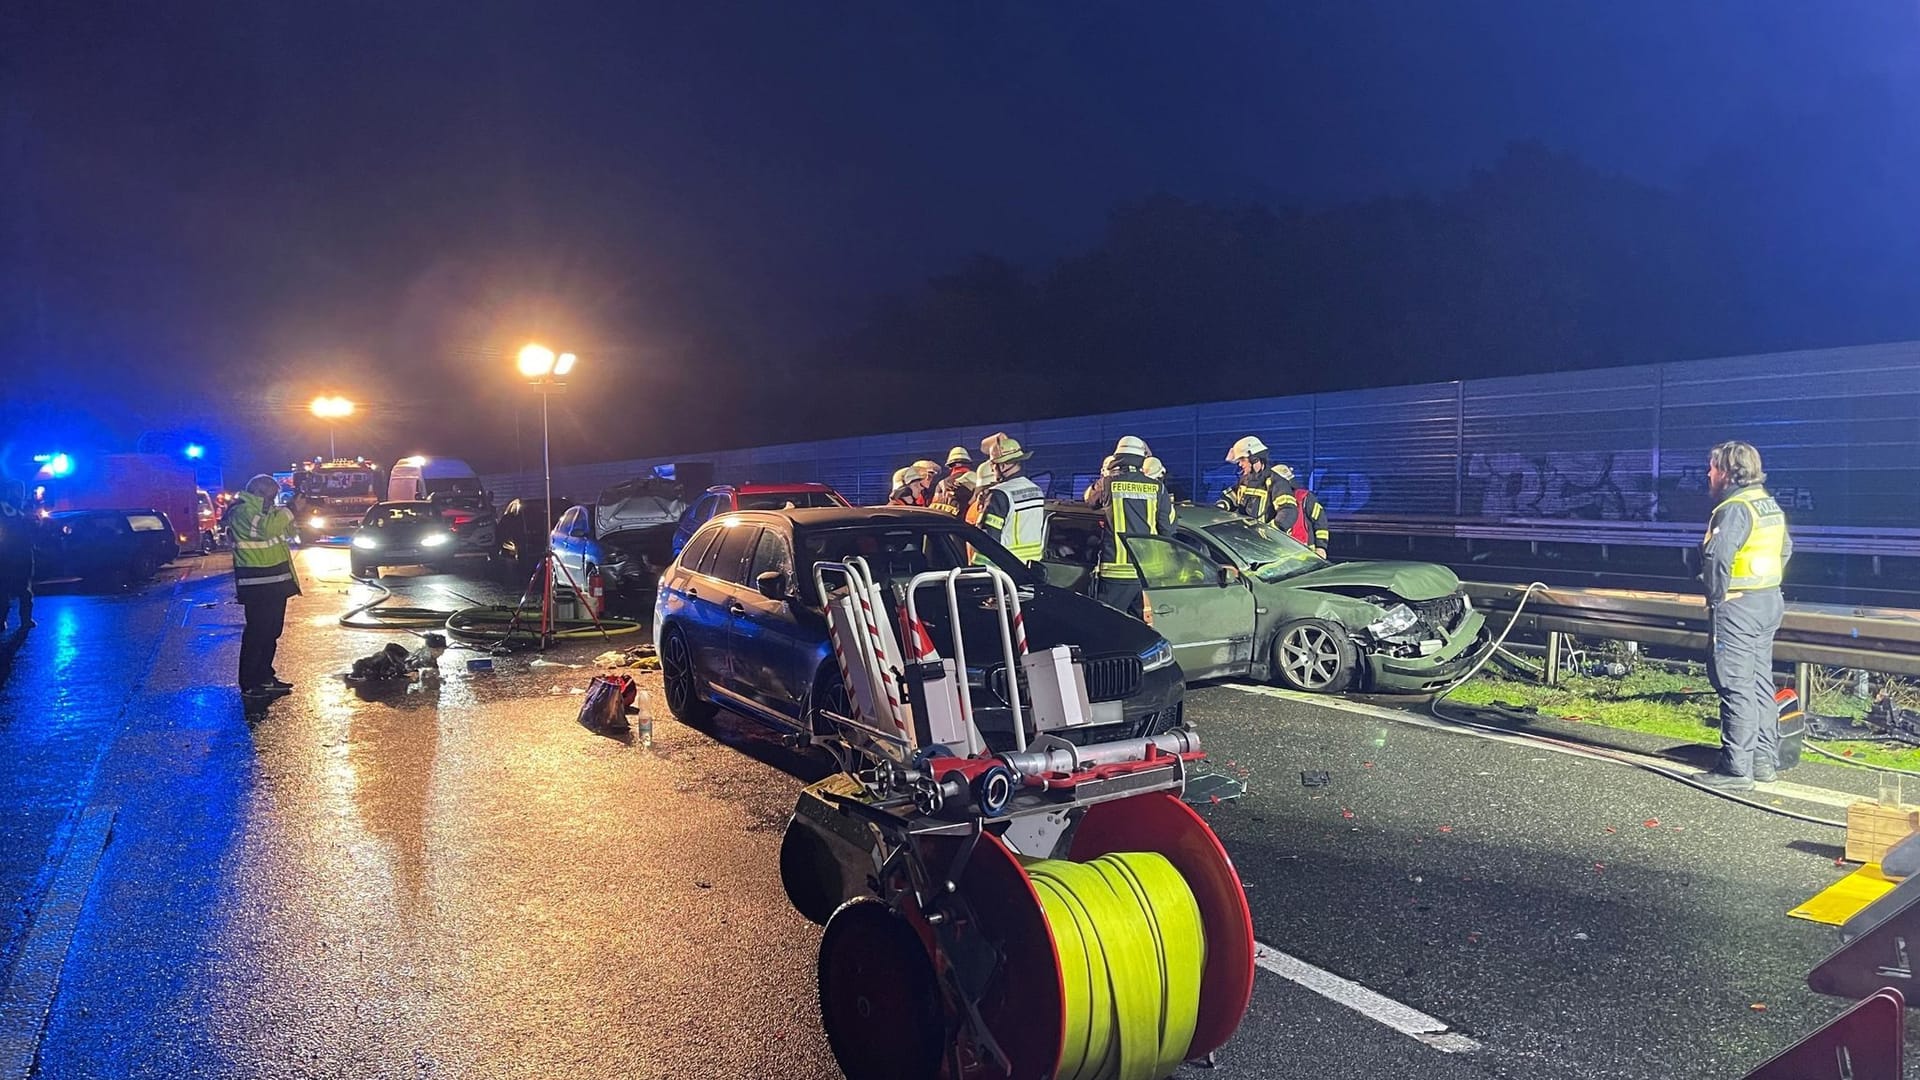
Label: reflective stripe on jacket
xmin=1223 ymin=468 xmax=1288 ymax=525
xmin=1088 ymin=471 xmax=1173 ymax=574
xmin=1281 ymin=488 xmax=1329 ymax=549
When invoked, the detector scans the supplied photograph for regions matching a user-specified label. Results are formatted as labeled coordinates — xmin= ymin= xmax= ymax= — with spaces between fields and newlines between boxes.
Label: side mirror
xmin=757 ymin=570 xmax=789 ymax=601
xmin=1218 ymin=565 xmax=1240 ymax=586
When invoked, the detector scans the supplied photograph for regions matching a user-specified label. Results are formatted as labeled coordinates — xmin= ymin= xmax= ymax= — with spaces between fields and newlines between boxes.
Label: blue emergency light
xmin=185 ymin=444 xmax=205 ymax=459
xmin=33 ymin=453 xmax=73 ymax=478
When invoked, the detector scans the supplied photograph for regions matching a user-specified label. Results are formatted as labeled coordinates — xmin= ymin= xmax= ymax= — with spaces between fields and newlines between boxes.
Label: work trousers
xmin=1094 ymin=573 xmax=1146 ymax=621
xmin=1707 ymin=589 xmax=1784 ymax=778
xmin=238 ymin=591 xmax=289 ymax=690
xmin=0 ymin=571 xmax=30 ymax=629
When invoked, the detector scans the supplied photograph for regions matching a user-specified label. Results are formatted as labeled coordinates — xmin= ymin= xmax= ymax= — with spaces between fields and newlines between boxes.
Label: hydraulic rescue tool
xmin=780 ymin=558 xmax=1254 ymax=1080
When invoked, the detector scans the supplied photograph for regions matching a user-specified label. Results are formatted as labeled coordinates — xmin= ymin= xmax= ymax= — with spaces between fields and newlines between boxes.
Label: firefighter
xmin=889 ymin=461 xmax=940 ymax=507
xmin=1218 ymin=436 xmax=1292 ymax=526
xmin=928 ymin=447 xmax=977 ymax=516
xmin=969 ymin=433 xmax=1046 ymax=564
xmin=230 ymin=473 xmax=302 ymax=700
xmin=1274 ymin=463 xmax=1330 ymax=557
xmin=1082 ymin=455 xmax=1118 ymax=502
xmin=1698 ymin=441 xmax=1793 ymax=791
xmin=1085 ymin=436 xmax=1173 ymax=619
xmin=0 ymin=480 xmax=35 ymax=634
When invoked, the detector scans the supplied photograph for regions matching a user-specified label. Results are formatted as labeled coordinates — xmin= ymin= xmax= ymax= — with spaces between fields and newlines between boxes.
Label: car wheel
xmin=660 ymin=626 xmax=716 ymax=723
xmin=129 ymin=552 xmax=158 ymax=583
xmin=1273 ymin=618 xmax=1356 ymax=693
xmin=807 ymin=664 xmax=851 ymax=738
xmin=429 ymin=560 xmax=455 ymax=575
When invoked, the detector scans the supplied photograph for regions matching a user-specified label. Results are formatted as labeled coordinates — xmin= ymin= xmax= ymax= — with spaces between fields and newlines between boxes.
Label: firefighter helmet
xmin=911 ymin=459 xmax=941 ymax=480
xmin=1225 ymin=436 xmax=1268 ymax=463
xmin=980 ymin=432 xmax=1031 ymax=466
xmin=945 ymin=445 xmax=973 ymax=467
xmin=1274 ymin=463 xmax=1296 ymax=482
xmin=1100 ymin=454 xmax=1119 ymax=476
xmin=1113 ymin=435 xmax=1151 ymax=459
xmin=1142 ymin=456 xmax=1166 ymax=480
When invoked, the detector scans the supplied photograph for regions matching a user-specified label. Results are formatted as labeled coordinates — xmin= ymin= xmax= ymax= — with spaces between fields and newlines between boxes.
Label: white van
xmin=387 ymin=457 xmax=482 ymax=503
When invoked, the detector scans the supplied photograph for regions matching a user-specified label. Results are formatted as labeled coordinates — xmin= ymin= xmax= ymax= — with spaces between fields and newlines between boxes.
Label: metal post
xmin=541 ymin=389 xmax=554 ymax=645
xmin=329 ymin=427 xmax=336 ymax=459
xmin=1795 ymin=661 xmax=1815 ymax=706
xmin=1545 ymin=631 xmax=1562 ymax=686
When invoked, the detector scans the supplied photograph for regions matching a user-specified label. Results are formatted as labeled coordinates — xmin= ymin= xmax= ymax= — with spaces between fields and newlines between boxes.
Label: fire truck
xmin=289 ymin=458 xmax=383 ymax=543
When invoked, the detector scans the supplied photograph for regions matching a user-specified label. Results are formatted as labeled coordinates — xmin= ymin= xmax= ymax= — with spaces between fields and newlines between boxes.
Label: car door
xmin=549 ymin=507 xmax=585 ymax=584
xmin=1122 ymin=535 xmax=1257 ymax=681
xmin=672 ymin=493 xmax=723 ymax=554
xmin=1037 ymin=512 xmax=1100 ymax=593
xmin=686 ymin=521 xmax=760 ymax=687
xmin=726 ymin=526 xmax=813 ymax=719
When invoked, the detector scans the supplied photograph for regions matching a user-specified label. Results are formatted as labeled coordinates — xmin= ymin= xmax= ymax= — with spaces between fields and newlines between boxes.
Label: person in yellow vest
xmin=1697 ymin=441 xmax=1792 ymax=791
xmin=968 ymin=433 xmax=1046 ymax=564
xmin=230 ymin=474 xmax=302 ymax=699
xmin=1085 ymin=436 xmax=1173 ymax=618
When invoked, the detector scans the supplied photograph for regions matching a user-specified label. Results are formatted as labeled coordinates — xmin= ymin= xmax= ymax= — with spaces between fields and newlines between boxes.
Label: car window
xmin=126 ymin=514 xmax=168 ymax=533
xmin=571 ymin=509 xmax=592 ymax=538
xmin=678 ymin=526 xmax=720 ymax=571
xmin=737 ymin=490 xmax=841 ymax=511
xmin=693 ymin=526 xmax=731 ymax=576
xmin=749 ymin=528 xmax=793 ymax=583
xmin=706 ymin=524 xmax=761 ymax=584
xmin=1200 ymin=519 xmax=1326 ymax=583
xmin=1044 ymin=514 xmax=1103 ymax=566
xmin=692 ymin=494 xmax=722 ymax=523
xmin=1124 ymin=536 xmax=1220 ymax=589
xmin=797 ymin=523 xmax=1032 ymax=589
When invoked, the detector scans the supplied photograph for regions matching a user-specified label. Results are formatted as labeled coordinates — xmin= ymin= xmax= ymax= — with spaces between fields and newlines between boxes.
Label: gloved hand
xmin=1214 ymin=496 xmax=1235 ymax=512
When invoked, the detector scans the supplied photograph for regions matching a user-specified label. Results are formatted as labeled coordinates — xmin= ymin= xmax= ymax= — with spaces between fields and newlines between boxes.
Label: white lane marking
xmin=1222 ymin=684 xmax=1857 ymax=810
xmin=1254 ymin=941 xmax=1481 ymax=1053
xmin=0 ymin=807 xmax=116 ymax=1079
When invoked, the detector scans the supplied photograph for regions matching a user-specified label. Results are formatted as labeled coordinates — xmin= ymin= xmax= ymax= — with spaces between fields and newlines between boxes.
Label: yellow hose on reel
xmin=1024 ymin=852 xmax=1206 ymax=1080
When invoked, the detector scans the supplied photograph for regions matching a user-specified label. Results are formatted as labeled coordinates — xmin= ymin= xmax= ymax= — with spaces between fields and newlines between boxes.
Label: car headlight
xmin=308 ymin=515 xmax=326 ymax=529
xmin=351 ymin=535 xmax=377 ymax=550
xmin=421 ymin=533 xmax=451 ymax=547
xmin=1366 ymin=603 xmax=1419 ymax=638
xmin=1140 ymin=640 xmax=1175 ymax=672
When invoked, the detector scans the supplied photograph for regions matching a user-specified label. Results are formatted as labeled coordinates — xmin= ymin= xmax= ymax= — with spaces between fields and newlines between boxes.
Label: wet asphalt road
xmin=0 ymin=546 xmax=1910 ymax=1078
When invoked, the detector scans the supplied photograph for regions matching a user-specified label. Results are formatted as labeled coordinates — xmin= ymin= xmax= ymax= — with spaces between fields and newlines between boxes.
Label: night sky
xmin=3 ymin=2 xmax=1917 ymax=480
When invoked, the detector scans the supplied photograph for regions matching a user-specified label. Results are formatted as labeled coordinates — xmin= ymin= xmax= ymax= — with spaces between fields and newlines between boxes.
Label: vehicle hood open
xmin=1283 ymin=560 xmax=1462 ymax=602
xmin=597 ymin=478 xmax=686 ymax=535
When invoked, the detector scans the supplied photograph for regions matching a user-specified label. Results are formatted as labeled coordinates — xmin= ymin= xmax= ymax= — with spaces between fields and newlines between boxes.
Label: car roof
xmin=712 ymin=482 xmax=841 ymax=495
xmin=708 ymin=506 xmax=951 ymax=529
xmin=374 ymin=500 xmax=437 ymax=510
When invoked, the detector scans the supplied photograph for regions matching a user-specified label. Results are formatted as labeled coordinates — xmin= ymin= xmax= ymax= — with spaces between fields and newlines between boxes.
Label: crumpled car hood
xmin=1283 ymin=560 xmax=1461 ymax=603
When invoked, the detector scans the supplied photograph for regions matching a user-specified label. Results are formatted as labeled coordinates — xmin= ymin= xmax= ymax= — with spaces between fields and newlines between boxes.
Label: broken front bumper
xmin=1364 ymin=609 xmax=1488 ymax=693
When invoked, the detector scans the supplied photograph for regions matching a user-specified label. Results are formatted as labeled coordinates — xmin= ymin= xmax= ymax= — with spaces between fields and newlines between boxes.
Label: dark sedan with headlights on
xmin=349 ymin=501 xmax=460 ymax=578
xmin=653 ymin=506 xmax=1185 ymax=752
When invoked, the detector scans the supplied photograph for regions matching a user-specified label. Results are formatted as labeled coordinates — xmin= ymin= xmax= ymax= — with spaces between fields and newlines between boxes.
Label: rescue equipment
xmin=785 ymin=556 xmax=1254 ymax=1079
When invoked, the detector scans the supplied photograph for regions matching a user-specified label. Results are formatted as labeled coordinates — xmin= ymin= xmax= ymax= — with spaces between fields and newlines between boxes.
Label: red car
xmin=670 ymin=483 xmax=848 ymax=554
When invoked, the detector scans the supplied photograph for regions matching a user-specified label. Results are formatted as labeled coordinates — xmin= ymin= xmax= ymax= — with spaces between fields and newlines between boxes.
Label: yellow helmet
xmin=945 ymin=445 xmax=973 ymax=467
xmin=980 ymin=432 xmax=1031 ymax=466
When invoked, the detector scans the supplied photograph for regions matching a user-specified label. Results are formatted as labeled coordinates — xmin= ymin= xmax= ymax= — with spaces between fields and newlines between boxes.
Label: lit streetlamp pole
xmin=517 ymin=344 xmax=577 ymax=641
xmin=310 ymin=396 xmax=356 ymax=458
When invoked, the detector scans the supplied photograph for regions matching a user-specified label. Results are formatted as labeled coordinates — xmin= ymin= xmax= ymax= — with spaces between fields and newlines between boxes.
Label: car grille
xmin=1413 ymin=595 xmax=1465 ymax=630
xmin=987 ymin=652 xmax=1144 ymax=705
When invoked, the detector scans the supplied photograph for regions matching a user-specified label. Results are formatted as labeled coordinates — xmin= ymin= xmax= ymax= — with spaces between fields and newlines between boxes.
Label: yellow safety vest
xmin=973 ymin=476 xmax=1045 ymax=564
xmin=230 ymin=497 xmax=296 ymax=588
xmin=1710 ymin=487 xmax=1786 ymax=591
xmin=1099 ymin=476 xmax=1170 ymax=576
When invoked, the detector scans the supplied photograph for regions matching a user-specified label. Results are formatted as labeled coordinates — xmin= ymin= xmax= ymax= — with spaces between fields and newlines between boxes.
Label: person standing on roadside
xmin=231 ymin=474 xmax=301 ymax=700
xmin=1697 ymin=441 xmax=1792 ymax=791
xmin=0 ymin=481 xmax=35 ymax=634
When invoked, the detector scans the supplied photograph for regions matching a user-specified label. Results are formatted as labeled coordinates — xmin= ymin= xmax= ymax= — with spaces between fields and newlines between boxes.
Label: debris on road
xmin=594 ymin=644 xmax=660 ymax=670
xmin=1300 ymin=770 xmax=1330 ymax=787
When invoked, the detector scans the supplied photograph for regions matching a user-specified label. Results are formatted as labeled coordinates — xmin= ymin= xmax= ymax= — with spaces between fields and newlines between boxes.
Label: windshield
xmin=372 ymin=504 xmax=438 ymax=524
xmin=739 ymin=490 xmax=842 ymax=511
xmin=299 ymin=469 xmax=376 ymax=497
xmin=796 ymin=523 xmax=1034 ymax=597
xmin=424 ymin=476 xmax=480 ymax=496
xmin=1200 ymin=518 xmax=1327 ymax=583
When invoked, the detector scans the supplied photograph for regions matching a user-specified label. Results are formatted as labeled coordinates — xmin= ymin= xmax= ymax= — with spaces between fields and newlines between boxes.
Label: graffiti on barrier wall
xmin=1465 ymin=452 xmax=1654 ymax=521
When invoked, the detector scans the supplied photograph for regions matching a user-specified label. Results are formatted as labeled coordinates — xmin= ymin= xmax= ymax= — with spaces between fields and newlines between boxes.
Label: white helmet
xmin=891 ymin=467 xmax=913 ymax=491
xmin=911 ymin=459 xmax=941 ymax=480
xmin=1113 ymin=435 xmax=1150 ymax=459
xmin=1226 ymin=435 xmax=1268 ymax=463
xmin=1273 ymin=462 xmax=1296 ymax=483
xmin=1099 ymin=454 xmax=1118 ymax=476
xmin=1142 ymin=456 xmax=1166 ymax=480
xmin=980 ymin=432 xmax=1031 ymax=466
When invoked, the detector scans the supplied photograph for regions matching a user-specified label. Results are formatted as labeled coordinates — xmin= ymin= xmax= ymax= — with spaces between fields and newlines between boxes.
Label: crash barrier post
xmin=791 ymin=557 xmax=1255 ymax=1078
xmin=1738 ymin=988 xmax=1902 ymax=1079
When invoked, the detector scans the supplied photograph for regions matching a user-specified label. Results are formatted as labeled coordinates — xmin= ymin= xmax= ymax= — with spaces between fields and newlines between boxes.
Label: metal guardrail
xmin=1344 ymin=515 xmax=1920 ymax=559
xmin=1462 ymin=582 xmax=1920 ymax=682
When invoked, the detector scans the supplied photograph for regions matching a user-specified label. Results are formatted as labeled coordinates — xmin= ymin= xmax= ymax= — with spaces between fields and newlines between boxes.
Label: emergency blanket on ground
xmin=1789 ymin=864 xmax=1900 ymax=926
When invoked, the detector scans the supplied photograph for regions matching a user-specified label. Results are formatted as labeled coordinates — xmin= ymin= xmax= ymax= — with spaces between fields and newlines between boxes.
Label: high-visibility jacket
xmin=1086 ymin=469 xmax=1174 ymax=576
xmin=229 ymin=492 xmax=300 ymax=599
xmin=928 ymin=466 xmax=975 ymax=516
xmin=969 ymin=475 xmax=1045 ymax=563
xmin=1279 ymin=487 xmax=1329 ymax=550
xmin=1706 ymin=486 xmax=1787 ymax=592
xmin=1220 ymin=466 xmax=1290 ymax=526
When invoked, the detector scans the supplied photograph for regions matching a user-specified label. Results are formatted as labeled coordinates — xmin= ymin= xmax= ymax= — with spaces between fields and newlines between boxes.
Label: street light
xmin=310 ymin=396 xmax=355 ymax=458
xmin=517 ymin=343 xmax=577 ymax=642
